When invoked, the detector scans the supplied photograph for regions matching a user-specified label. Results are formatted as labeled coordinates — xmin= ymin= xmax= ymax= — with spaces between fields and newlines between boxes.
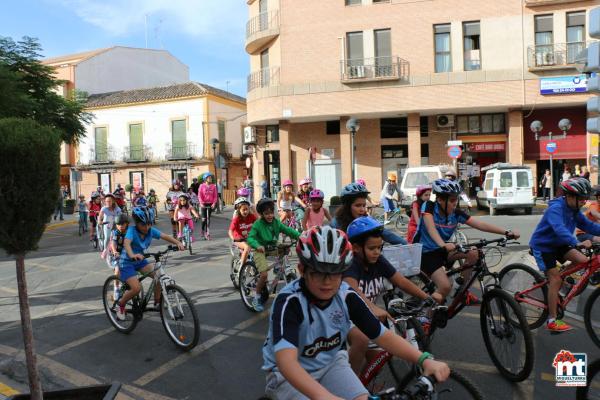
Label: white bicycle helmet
xmin=296 ymin=226 xmax=353 ymax=274
xmin=234 ymin=197 xmax=251 ymax=209
xmin=432 ymin=179 xmax=461 ymax=196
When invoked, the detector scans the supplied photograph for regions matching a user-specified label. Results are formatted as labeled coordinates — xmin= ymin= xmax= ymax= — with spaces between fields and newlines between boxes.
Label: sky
xmin=1 ymin=0 xmax=249 ymax=96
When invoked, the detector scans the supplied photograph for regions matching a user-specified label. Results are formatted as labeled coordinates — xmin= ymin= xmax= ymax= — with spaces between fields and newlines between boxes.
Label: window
xmin=463 ymin=21 xmax=481 ymax=70
xmin=259 ymin=0 xmax=268 ymax=30
xmin=567 ymin=11 xmax=585 ymax=63
xmin=500 ymin=172 xmax=513 ymax=188
xmin=345 ymin=0 xmax=361 ymax=5
xmin=516 ymin=171 xmax=529 ymax=188
xmin=484 ymin=173 xmax=493 ymax=191
xmin=381 ymin=144 xmax=408 ymax=159
xmin=534 ymin=14 xmax=553 ymax=66
xmin=373 ymin=0 xmax=391 ymax=3
xmin=421 ymin=143 xmax=429 ymax=157
xmin=434 ymin=24 xmax=452 ymax=72
xmin=404 ymin=172 xmax=438 ymax=188
xmin=171 ymin=119 xmax=187 ymax=158
xmin=420 ymin=116 xmax=429 ymax=137
xmin=326 ymin=120 xmax=340 ymax=135
xmin=129 ymin=171 xmax=144 ymax=192
xmin=346 ymin=31 xmax=364 ymax=67
xmin=128 ymin=123 xmax=143 ymax=160
xmin=94 ymin=127 xmax=107 ymax=162
xmin=456 ymin=113 xmax=506 ymax=135
xmin=260 ymin=49 xmax=270 ymax=87
xmin=266 ymin=125 xmax=279 ymax=143
xmin=218 ymin=120 xmax=226 ymax=153
xmin=374 ymin=29 xmax=392 ymax=76
xmin=381 ymin=117 xmax=408 ymax=138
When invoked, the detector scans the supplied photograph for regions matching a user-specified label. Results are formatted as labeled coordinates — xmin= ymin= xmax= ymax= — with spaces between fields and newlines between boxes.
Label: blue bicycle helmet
xmin=347 ymin=216 xmax=384 ymax=244
xmin=340 ymin=183 xmax=370 ymax=200
xmin=132 ymin=206 xmax=153 ymax=225
xmin=202 ymin=172 xmax=214 ymax=181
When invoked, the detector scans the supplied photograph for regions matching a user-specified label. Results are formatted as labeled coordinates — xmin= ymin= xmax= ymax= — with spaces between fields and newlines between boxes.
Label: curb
xmin=45 ymin=220 xmax=77 ymax=231
xmin=0 ymin=381 xmax=19 ymax=398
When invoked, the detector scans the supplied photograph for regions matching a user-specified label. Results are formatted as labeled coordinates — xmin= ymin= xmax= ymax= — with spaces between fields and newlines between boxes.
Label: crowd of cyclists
xmin=72 ymin=167 xmax=600 ymax=399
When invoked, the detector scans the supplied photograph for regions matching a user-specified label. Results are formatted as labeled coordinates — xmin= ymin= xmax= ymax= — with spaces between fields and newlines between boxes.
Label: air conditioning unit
xmin=436 ymin=115 xmax=455 ymax=128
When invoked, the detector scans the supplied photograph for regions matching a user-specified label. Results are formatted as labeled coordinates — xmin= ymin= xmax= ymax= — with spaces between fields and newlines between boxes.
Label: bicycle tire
xmin=480 ymin=288 xmax=534 ymax=382
xmin=239 ymin=262 xmax=268 ymax=312
xmin=576 ymin=357 xmax=600 ymax=399
xmin=102 ymin=276 xmax=138 ymax=334
xmin=92 ymin=235 xmax=98 ymax=249
xmin=398 ymin=370 xmax=484 ymax=400
xmin=185 ymin=228 xmax=193 ymax=255
xmin=230 ymin=257 xmax=241 ymax=289
xmin=78 ymin=222 xmax=84 ymax=236
xmin=394 ymin=214 xmax=409 ymax=236
xmin=160 ymin=284 xmax=200 ymax=351
xmin=498 ymin=263 xmax=548 ymax=329
xmin=584 ymin=287 xmax=600 ymax=348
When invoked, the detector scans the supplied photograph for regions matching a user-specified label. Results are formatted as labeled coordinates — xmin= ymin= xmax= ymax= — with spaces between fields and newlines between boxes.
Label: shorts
xmin=265 ymin=351 xmax=367 ymax=400
xmin=383 ymin=198 xmax=395 ymax=213
xmin=531 ymin=245 xmax=573 ymax=272
xmin=254 ymin=245 xmax=287 ymax=273
xmin=421 ymin=247 xmax=448 ymax=276
xmin=119 ymin=259 xmax=149 ymax=282
xmin=89 ymin=215 xmax=98 ymax=227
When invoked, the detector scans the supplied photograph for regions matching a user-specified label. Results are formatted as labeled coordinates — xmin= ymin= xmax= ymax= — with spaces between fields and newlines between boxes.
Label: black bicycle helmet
xmin=561 ymin=177 xmax=592 ymax=198
xmin=114 ymin=214 xmax=130 ymax=225
xmin=432 ymin=179 xmax=462 ymax=197
xmin=256 ymin=198 xmax=275 ymax=214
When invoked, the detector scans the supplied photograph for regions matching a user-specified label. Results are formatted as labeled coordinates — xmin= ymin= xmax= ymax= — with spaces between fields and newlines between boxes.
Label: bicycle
xmin=239 ymin=243 xmax=297 ymax=312
xmin=374 ymin=200 xmax=410 ymax=235
xmin=97 ymin=221 xmax=110 ymax=252
xmin=499 ymin=242 xmax=600 ymax=347
xmin=280 ymin=206 xmax=303 ymax=244
xmin=576 ymin=357 xmax=600 ymax=399
xmin=370 ymin=374 xmax=483 ymax=400
xmin=102 ymin=245 xmax=200 ymax=351
xmin=410 ymin=237 xmax=535 ymax=382
xmin=77 ymin=210 xmax=88 ymax=236
xmin=230 ymin=242 xmax=254 ymax=290
xmin=179 ymin=218 xmax=195 ymax=255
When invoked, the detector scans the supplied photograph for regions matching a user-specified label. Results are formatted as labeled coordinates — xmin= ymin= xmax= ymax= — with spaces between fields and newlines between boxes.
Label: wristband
xmin=418 ymin=352 xmax=434 ymax=368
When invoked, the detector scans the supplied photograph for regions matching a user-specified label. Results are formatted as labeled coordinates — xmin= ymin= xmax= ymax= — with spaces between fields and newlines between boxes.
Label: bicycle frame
xmin=516 ymin=255 xmax=600 ymax=311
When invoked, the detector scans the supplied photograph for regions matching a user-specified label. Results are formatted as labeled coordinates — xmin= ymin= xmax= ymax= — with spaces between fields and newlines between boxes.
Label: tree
xmin=0 ymin=36 xmax=92 ymax=144
xmin=0 ymin=118 xmax=62 ymax=399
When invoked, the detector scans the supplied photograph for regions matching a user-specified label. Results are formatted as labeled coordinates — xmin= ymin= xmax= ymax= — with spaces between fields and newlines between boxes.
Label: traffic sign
xmin=546 ymin=141 xmax=557 ymax=154
xmin=447 ymin=145 xmax=462 ymax=159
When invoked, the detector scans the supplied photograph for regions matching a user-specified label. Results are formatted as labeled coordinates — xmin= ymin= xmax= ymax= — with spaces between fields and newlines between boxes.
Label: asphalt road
xmin=0 ymin=210 xmax=599 ymax=400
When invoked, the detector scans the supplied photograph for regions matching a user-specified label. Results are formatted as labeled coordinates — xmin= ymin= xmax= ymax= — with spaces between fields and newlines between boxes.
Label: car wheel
xmin=489 ymin=205 xmax=496 ymax=216
xmin=524 ymin=207 xmax=532 ymax=215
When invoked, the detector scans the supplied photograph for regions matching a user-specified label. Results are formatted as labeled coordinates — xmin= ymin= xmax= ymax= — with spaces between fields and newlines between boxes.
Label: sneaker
xmin=252 ymin=297 xmax=264 ymax=312
xmin=384 ymin=219 xmax=391 ymax=225
xmin=464 ymin=291 xmax=481 ymax=306
xmin=547 ymin=319 xmax=573 ymax=332
xmin=116 ymin=304 xmax=126 ymax=321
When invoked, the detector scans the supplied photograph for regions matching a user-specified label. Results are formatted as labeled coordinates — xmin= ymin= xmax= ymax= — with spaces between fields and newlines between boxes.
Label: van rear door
xmin=496 ymin=171 xmax=516 ymax=205
xmin=514 ymin=170 xmax=533 ymax=205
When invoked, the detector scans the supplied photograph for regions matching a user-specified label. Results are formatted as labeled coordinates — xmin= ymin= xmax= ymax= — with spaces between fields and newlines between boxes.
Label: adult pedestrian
xmin=190 ymin=177 xmax=200 ymax=196
xmin=244 ymin=178 xmax=254 ymax=204
xmin=581 ymin=166 xmax=591 ymax=181
xmin=216 ymin=178 xmax=224 ymax=214
xmin=53 ymin=186 xmax=65 ymax=220
xmin=260 ymin=174 xmax=269 ymax=199
xmin=561 ymin=166 xmax=571 ymax=183
xmin=540 ymin=169 xmax=552 ymax=202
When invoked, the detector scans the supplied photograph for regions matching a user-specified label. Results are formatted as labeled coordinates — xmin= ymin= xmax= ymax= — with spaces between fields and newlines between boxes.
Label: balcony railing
xmin=247 ymin=67 xmax=280 ymax=92
xmin=123 ymin=145 xmax=151 ymax=162
xmin=527 ymin=41 xmax=590 ymax=70
xmin=89 ymin=147 xmax=116 ymax=164
xmin=525 ymin=0 xmax=583 ymax=6
xmin=166 ymin=142 xmax=196 ymax=160
xmin=245 ymin=10 xmax=280 ymax=53
xmin=340 ymin=56 xmax=410 ymax=83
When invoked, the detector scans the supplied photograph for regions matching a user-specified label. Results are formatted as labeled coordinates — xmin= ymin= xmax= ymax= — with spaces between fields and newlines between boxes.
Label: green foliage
xmin=329 ymin=195 xmax=342 ymax=206
xmin=0 ymin=118 xmax=61 ymax=255
xmin=125 ymin=184 xmax=133 ymax=193
xmin=0 ymin=36 xmax=92 ymax=144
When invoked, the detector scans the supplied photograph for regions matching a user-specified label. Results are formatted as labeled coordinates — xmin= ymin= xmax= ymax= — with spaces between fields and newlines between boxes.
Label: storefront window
xmin=500 ymin=172 xmax=512 ymax=188
xmin=468 ymin=116 xmax=480 ymax=134
xmin=493 ymin=114 xmax=505 ymax=132
xmin=457 ymin=113 xmax=506 ymax=135
xmin=481 ymin=114 xmax=493 ymax=133
xmin=516 ymin=171 xmax=529 ymax=187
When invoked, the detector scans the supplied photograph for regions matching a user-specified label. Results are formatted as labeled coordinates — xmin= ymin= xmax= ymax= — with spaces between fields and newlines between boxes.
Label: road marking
xmin=46 ymin=327 xmax=115 ymax=356
xmin=0 ymin=382 xmax=19 ymax=396
xmin=446 ymin=360 xmax=498 ymax=374
xmin=237 ymin=331 xmax=266 ymax=341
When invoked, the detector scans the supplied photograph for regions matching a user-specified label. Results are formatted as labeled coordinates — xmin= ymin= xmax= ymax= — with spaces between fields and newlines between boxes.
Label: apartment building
xmin=76 ymin=82 xmax=247 ymax=202
xmin=244 ymin=0 xmax=599 ymax=200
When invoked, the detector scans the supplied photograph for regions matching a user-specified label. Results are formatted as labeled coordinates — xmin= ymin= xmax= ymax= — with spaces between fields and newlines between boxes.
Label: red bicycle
xmin=499 ymin=243 xmax=600 ymax=347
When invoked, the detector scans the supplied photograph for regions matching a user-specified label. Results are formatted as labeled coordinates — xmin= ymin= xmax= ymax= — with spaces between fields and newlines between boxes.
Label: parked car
xmin=476 ymin=163 xmax=535 ymax=216
xmin=399 ymin=165 xmax=452 ymax=207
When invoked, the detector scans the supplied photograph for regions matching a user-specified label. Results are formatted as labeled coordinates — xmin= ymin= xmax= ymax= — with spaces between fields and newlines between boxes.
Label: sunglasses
xmin=306 ymin=270 xmax=343 ymax=282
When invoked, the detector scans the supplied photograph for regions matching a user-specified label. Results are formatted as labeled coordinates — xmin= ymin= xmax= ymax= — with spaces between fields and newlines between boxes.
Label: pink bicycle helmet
xmin=282 ymin=179 xmax=294 ymax=187
xmin=356 ymin=178 xmax=366 ymax=186
xmin=237 ymin=187 xmax=250 ymax=197
xmin=299 ymin=177 xmax=312 ymax=186
xmin=416 ymin=184 xmax=432 ymax=197
xmin=309 ymin=189 xmax=324 ymax=199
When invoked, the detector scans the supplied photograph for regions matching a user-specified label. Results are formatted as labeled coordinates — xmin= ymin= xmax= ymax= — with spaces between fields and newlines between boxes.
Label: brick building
xmin=244 ymin=0 xmax=600 ymax=200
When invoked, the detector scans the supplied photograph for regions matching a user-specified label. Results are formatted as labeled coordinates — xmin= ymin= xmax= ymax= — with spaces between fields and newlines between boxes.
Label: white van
xmin=476 ymin=163 xmax=535 ymax=216
xmin=399 ymin=165 xmax=452 ymax=206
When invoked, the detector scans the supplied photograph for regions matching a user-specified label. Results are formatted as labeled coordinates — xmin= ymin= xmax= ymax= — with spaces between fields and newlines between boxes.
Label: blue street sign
xmin=546 ymin=141 xmax=557 ymax=154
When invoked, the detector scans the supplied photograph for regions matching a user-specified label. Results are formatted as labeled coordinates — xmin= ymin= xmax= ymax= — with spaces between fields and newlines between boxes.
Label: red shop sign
xmin=467 ymin=142 xmax=506 ymax=153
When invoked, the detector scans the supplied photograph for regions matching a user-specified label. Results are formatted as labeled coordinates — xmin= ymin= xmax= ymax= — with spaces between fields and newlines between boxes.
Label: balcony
xmin=245 ymin=10 xmax=280 ymax=54
xmin=123 ymin=145 xmax=151 ymax=163
xmin=247 ymin=67 xmax=280 ymax=92
xmin=89 ymin=147 xmax=116 ymax=164
xmin=525 ymin=0 xmax=586 ymax=6
xmin=340 ymin=56 xmax=410 ymax=83
xmin=166 ymin=142 xmax=196 ymax=160
xmin=527 ymin=42 xmax=589 ymax=71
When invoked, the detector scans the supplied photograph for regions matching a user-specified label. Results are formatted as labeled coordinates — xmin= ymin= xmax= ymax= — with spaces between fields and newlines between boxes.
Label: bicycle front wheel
xmin=498 ymin=263 xmax=548 ymax=329
xmin=160 ymin=284 xmax=200 ymax=351
xmin=398 ymin=370 xmax=484 ymax=400
xmin=480 ymin=288 xmax=534 ymax=382
xmin=186 ymin=228 xmax=193 ymax=255
xmin=394 ymin=214 xmax=409 ymax=236
xmin=239 ymin=262 xmax=268 ymax=312
xmin=102 ymin=276 xmax=138 ymax=333
xmin=584 ymin=287 xmax=600 ymax=348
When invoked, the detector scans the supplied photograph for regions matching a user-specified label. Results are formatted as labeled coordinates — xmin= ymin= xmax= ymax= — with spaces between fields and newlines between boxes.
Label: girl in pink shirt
xmin=198 ymin=172 xmax=218 ymax=239
xmin=174 ymin=194 xmax=200 ymax=240
xmin=302 ymin=189 xmax=332 ymax=230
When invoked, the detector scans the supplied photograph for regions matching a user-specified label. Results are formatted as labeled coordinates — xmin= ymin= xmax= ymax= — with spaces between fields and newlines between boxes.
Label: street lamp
xmin=210 ymin=138 xmax=220 ymax=176
xmin=530 ymin=118 xmax=571 ymax=200
xmin=345 ymin=118 xmax=360 ymax=182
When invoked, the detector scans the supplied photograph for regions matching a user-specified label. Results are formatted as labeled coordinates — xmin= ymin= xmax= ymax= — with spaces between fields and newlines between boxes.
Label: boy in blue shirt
xmin=530 ymin=177 xmax=600 ymax=332
xmin=116 ymin=207 xmax=184 ymax=321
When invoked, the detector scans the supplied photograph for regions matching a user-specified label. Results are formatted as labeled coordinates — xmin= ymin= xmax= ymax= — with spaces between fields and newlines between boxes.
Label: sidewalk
xmin=45 ymin=212 xmax=78 ymax=231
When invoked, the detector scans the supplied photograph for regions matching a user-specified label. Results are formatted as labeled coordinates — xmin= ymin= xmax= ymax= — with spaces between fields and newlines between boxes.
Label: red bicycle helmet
xmin=416 ymin=184 xmax=432 ymax=197
xmin=282 ymin=179 xmax=294 ymax=187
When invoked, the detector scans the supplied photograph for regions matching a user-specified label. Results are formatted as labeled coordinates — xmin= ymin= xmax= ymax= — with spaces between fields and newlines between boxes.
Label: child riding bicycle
xmin=228 ymin=197 xmax=257 ymax=269
xmin=109 ymin=214 xmax=130 ymax=298
xmin=277 ymin=180 xmax=306 ymax=225
xmin=174 ymin=194 xmax=200 ymax=241
xmin=77 ymin=195 xmax=89 ymax=232
xmin=301 ymin=189 xmax=332 ymax=230
xmin=88 ymin=193 xmax=102 ymax=241
xmin=530 ymin=177 xmax=600 ymax=332
xmin=247 ymin=198 xmax=301 ymax=312
xmin=262 ymin=225 xmax=449 ymax=400
xmin=116 ymin=207 xmax=184 ymax=321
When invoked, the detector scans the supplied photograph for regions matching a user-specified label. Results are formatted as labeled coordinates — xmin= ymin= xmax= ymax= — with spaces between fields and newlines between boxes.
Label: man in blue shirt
xmin=530 ymin=177 xmax=600 ymax=332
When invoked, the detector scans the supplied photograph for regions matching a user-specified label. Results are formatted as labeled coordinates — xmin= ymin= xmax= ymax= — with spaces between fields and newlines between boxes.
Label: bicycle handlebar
xmin=374 ymin=375 xmax=436 ymax=399
xmin=453 ymin=236 xmax=519 ymax=253
xmin=144 ymin=245 xmax=179 ymax=259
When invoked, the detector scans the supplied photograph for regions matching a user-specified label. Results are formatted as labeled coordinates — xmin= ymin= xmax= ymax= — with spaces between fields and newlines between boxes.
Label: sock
xmin=547 ymin=318 xmax=556 ymax=324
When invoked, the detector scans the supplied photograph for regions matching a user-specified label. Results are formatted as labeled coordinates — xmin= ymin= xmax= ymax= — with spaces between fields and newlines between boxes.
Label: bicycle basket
xmin=382 ymin=243 xmax=422 ymax=277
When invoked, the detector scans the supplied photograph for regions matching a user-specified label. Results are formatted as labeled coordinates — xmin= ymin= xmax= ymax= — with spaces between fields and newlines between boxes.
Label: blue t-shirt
xmin=134 ymin=197 xmax=148 ymax=207
xmin=414 ymin=200 xmax=470 ymax=253
xmin=120 ymin=226 xmax=162 ymax=262
xmin=343 ymin=256 xmax=397 ymax=303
